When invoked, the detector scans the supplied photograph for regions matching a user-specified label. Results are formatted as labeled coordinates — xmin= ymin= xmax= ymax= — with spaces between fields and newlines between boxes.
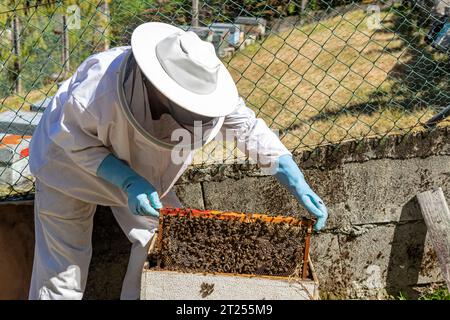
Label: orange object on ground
xmin=0 ymin=135 xmax=32 ymax=147
xmin=20 ymin=148 xmax=29 ymax=158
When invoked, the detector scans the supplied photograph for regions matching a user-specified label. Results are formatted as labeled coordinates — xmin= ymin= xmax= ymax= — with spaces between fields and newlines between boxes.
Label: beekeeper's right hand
xmin=96 ymin=154 xmax=162 ymax=217
xmin=274 ymin=154 xmax=328 ymax=231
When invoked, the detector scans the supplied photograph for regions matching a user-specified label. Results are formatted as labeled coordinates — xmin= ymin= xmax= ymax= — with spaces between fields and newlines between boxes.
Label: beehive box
xmin=141 ymin=208 xmax=319 ymax=300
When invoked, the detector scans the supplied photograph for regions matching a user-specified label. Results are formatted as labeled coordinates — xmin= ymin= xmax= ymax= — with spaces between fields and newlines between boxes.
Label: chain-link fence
xmin=0 ymin=0 xmax=449 ymax=199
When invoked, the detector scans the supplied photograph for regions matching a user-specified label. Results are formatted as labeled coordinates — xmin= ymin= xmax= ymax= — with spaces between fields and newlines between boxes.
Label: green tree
xmin=0 ymin=1 xmax=111 ymax=99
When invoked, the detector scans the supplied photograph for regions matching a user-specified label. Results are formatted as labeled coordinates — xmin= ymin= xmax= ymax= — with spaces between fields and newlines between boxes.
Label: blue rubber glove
xmin=96 ymin=154 xmax=162 ymax=217
xmin=274 ymin=154 xmax=328 ymax=231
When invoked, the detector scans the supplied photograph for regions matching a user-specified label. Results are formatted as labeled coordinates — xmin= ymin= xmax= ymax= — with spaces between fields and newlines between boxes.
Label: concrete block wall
xmin=0 ymin=126 xmax=448 ymax=299
xmin=173 ymin=126 xmax=450 ymax=299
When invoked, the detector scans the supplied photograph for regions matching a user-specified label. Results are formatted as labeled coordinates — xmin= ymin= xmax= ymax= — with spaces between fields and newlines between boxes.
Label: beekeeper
xmin=28 ymin=22 xmax=328 ymax=300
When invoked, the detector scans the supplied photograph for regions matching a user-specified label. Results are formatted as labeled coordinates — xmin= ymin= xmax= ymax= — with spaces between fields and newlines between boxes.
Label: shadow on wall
xmin=385 ymin=197 xmax=428 ymax=299
xmin=0 ymin=205 xmax=34 ymax=300
xmin=308 ymin=5 xmax=450 ymax=124
xmin=0 ymin=204 xmax=131 ymax=300
xmin=84 ymin=206 xmax=131 ymax=300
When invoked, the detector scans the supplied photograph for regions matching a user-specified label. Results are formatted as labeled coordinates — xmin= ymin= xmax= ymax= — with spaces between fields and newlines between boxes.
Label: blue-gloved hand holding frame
xmin=275 ymin=154 xmax=328 ymax=231
xmin=97 ymin=154 xmax=162 ymax=217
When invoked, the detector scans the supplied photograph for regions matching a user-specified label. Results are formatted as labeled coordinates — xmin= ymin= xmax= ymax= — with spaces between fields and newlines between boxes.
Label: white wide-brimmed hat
xmin=131 ymin=22 xmax=239 ymax=118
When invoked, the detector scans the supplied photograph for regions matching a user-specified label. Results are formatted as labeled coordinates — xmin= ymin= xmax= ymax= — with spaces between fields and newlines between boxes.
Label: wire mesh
xmin=0 ymin=0 xmax=449 ymax=199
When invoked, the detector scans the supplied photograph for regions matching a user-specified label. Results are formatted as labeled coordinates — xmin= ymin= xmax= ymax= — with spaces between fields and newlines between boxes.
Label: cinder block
xmin=338 ymin=224 xmax=396 ymax=299
xmin=343 ymin=156 xmax=450 ymax=225
xmin=0 ymin=111 xmax=42 ymax=135
xmin=338 ymin=222 xmax=443 ymax=299
xmin=310 ymin=232 xmax=346 ymax=298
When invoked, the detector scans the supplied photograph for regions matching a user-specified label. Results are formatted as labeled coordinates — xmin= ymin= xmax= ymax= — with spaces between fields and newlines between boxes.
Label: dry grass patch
xmin=220 ymin=8 xmax=435 ymax=153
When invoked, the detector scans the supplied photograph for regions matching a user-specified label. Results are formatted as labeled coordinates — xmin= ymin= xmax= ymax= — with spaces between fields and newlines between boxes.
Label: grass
xmin=419 ymin=286 xmax=450 ymax=300
xmin=191 ymin=7 xmax=450 ymax=164
xmin=1 ymin=6 xmax=449 ymax=167
xmin=0 ymin=83 xmax=57 ymax=113
xmin=394 ymin=285 xmax=450 ymax=300
xmin=216 ymin=7 xmax=449 ymax=155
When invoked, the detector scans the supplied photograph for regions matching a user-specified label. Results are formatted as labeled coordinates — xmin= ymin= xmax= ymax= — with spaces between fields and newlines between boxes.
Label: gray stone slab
xmin=343 ymin=156 xmax=450 ymax=225
xmin=338 ymin=224 xmax=396 ymax=299
xmin=202 ymin=175 xmax=349 ymax=230
xmin=173 ymin=183 xmax=205 ymax=210
xmin=203 ymin=176 xmax=293 ymax=213
xmin=338 ymin=222 xmax=444 ymax=299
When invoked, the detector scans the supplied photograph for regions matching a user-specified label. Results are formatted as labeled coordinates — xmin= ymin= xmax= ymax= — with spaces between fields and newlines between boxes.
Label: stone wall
xmin=0 ymin=126 xmax=448 ymax=299
xmin=174 ymin=126 xmax=450 ymax=299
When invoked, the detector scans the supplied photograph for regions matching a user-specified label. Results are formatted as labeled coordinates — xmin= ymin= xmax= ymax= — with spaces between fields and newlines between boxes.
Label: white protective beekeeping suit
xmin=434 ymin=0 xmax=450 ymax=16
xmin=28 ymin=41 xmax=290 ymax=299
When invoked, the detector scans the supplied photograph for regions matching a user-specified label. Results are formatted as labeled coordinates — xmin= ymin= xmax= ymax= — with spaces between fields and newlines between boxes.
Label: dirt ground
xmin=150 ymin=215 xmax=308 ymax=277
xmin=0 ymin=205 xmax=34 ymax=300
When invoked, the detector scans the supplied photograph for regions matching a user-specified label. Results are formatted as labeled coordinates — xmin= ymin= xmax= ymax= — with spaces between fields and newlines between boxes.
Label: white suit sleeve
xmin=48 ymin=94 xmax=111 ymax=175
xmin=219 ymin=97 xmax=291 ymax=166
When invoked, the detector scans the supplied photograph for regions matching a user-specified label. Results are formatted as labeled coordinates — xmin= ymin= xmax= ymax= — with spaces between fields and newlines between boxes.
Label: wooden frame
xmin=416 ymin=188 xmax=450 ymax=291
